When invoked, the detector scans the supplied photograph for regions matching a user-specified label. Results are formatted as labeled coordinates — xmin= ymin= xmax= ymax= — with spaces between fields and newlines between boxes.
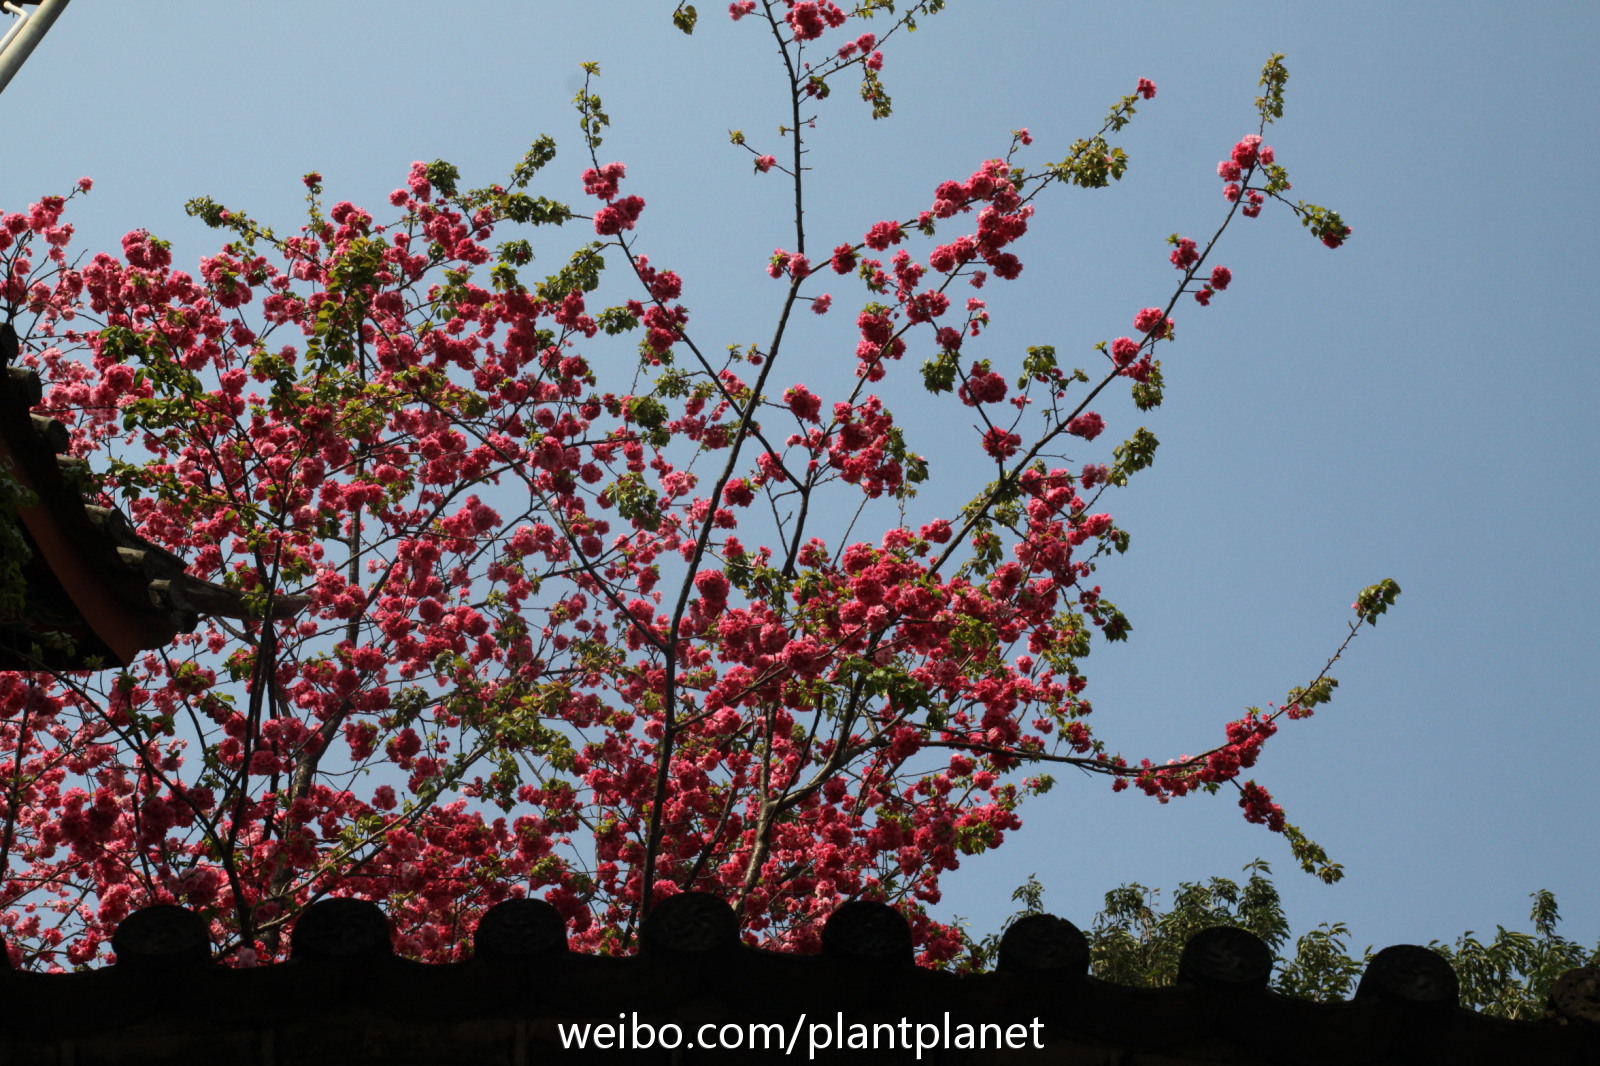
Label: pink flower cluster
xmin=594 ymin=197 xmax=645 ymax=236
xmin=582 ymin=161 xmax=627 ymax=200
xmin=835 ymin=32 xmax=877 ymax=59
xmin=766 ymin=248 xmax=811 ymax=279
xmin=1066 ymin=412 xmax=1105 ymax=440
xmin=1193 ymin=264 xmax=1232 ymax=306
xmin=1133 ymin=307 xmax=1170 ymax=336
xmin=785 ymin=0 xmax=846 ymax=41
xmin=1219 ymin=136 xmax=1273 ymax=217
xmin=1169 ymin=237 xmax=1199 ymax=272
xmin=0 ymin=31 xmax=1354 ymax=968
xmin=1238 ymin=782 xmax=1286 ymax=832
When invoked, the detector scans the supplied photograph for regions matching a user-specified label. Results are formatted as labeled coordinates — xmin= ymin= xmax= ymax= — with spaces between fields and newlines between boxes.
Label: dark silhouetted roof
xmin=1 ymin=893 xmax=1595 ymax=1065
xmin=0 ymin=324 xmax=307 ymax=669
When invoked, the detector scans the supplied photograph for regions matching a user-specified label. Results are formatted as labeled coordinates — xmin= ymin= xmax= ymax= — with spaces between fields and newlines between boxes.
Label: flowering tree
xmin=0 ymin=0 xmax=1394 ymax=969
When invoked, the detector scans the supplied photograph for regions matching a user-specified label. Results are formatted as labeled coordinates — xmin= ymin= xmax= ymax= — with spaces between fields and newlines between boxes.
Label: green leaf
xmin=1353 ymin=578 xmax=1401 ymax=625
xmin=1256 ymin=54 xmax=1289 ymax=123
xmin=1109 ymin=428 xmax=1159 ymax=485
xmin=425 ymin=159 xmax=461 ymax=198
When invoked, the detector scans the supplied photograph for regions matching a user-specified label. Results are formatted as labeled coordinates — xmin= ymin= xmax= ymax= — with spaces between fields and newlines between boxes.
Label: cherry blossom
xmin=0 ymin=20 xmax=1374 ymax=973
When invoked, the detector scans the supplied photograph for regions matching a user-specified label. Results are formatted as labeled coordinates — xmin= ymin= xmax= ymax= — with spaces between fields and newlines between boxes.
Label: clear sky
xmin=6 ymin=0 xmax=1597 ymax=961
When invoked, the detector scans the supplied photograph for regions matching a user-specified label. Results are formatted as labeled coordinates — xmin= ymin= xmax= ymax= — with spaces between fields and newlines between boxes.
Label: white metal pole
xmin=0 ymin=0 xmax=70 ymax=97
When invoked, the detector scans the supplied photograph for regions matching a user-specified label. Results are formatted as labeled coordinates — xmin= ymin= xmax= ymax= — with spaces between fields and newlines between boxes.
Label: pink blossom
xmin=593 ymin=195 xmax=644 ymax=235
xmin=904 ymin=289 xmax=949 ymax=323
xmin=754 ymin=155 xmax=777 ymax=173
xmin=785 ymin=385 xmax=822 ymax=422
xmin=786 ymin=1 xmax=826 ymax=40
xmin=75 ymin=177 xmax=93 ymax=193
xmin=1210 ymin=266 xmax=1232 ymax=290
xmin=582 ymin=162 xmax=626 ymax=201
xmin=929 ymin=236 xmax=975 ymax=273
xmin=1223 ymin=182 xmax=1241 ymax=202
xmin=649 ymin=269 xmax=683 ymax=302
xmin=1238 ymin=781 xmax=1286 ymax=832
xmin=1136 ymin=78 xmax=1157 ymax=99
xmin=728 ymin=1 xmax=756 ymax=18
xmin=1169 ymin=237 xmax=1198 ymax=272
xmin=1067 ymin=412 xmax=1105 ymax=440
xmin=0 ymin=74 xmax=1343 ymax=970
xmin=987 ymin=252 xmax=1021 ymax=280
xmin=1132 ymin=307 xmax=1165 ymax=333
xmin=1260 ymin=145 xmax=1275 ymax=166
xmin=864 ymin=220 xmax=903 ymax=251
xmin=1217 ymin=160 xmax=1242 ymax=182
xmin=982 ymin=427 xmax=1022 ymax=458
xmin=303 ymin=172 xmax=322 ymax=189
xmin=406 ymin=161 xmax=432 ymax=199
xmin=1230 ymin=134 xmax=1262 ymax=168
xmin=694 ymin=569 xmax=731 ymax=603
xmin=959 ymin=364 xmax=1007 ymax=406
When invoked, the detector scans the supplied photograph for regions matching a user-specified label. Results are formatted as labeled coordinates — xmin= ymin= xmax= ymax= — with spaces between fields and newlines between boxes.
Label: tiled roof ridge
xmin=1 ymin=893 xmax=1595 ymax=1065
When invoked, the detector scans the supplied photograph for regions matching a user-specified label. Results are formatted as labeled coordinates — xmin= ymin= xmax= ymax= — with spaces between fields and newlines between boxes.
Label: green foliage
xmin=1354 ymin=578 xmax=1401 ymax=626
xmin=1430 ymin=890 xmax=1600 ymax=1020
xmin=1129 ymin=359 xmax=1164 ymax=411
xmin=846 ymin=0 xmax=948 ymax=118
xmin=1283 ymin=821 xmax=1344 ymax=883
xmin=509 ymin=134 xmax=559 ymax=190
xmin=920 ymin=350 xmax=957 ymax=393
xmin=1109 ymin=427 xmax=1159 ymax=485
xmin=606 ymin=472 xmax=662 ymax=532
xmin=963 ymin=865 xmax=1598 ymax=1018
xmin=1295 ymin=201 xmax=1351 ymax=246
xmin=1256 ymin=53 xmax=1289 ymax=123
xmin=1088 ymin=861 xmax=1292 ymax=988
xmin=1050 ymin=139 xmax=1129 ymax=189
xmin=574 ymin=65 xmax=609 ymax=151
xmin=596 ymin=305 xmax=640 ymax=336
xmin=423 ymin=160 xmax=460 ymax=199
xmin=1019 ymin=344 xmax=1058 ymax=389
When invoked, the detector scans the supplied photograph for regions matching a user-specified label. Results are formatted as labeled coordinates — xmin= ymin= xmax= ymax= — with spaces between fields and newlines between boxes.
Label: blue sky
xmin=6 ymin=0 xmax=1597 ymax=961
